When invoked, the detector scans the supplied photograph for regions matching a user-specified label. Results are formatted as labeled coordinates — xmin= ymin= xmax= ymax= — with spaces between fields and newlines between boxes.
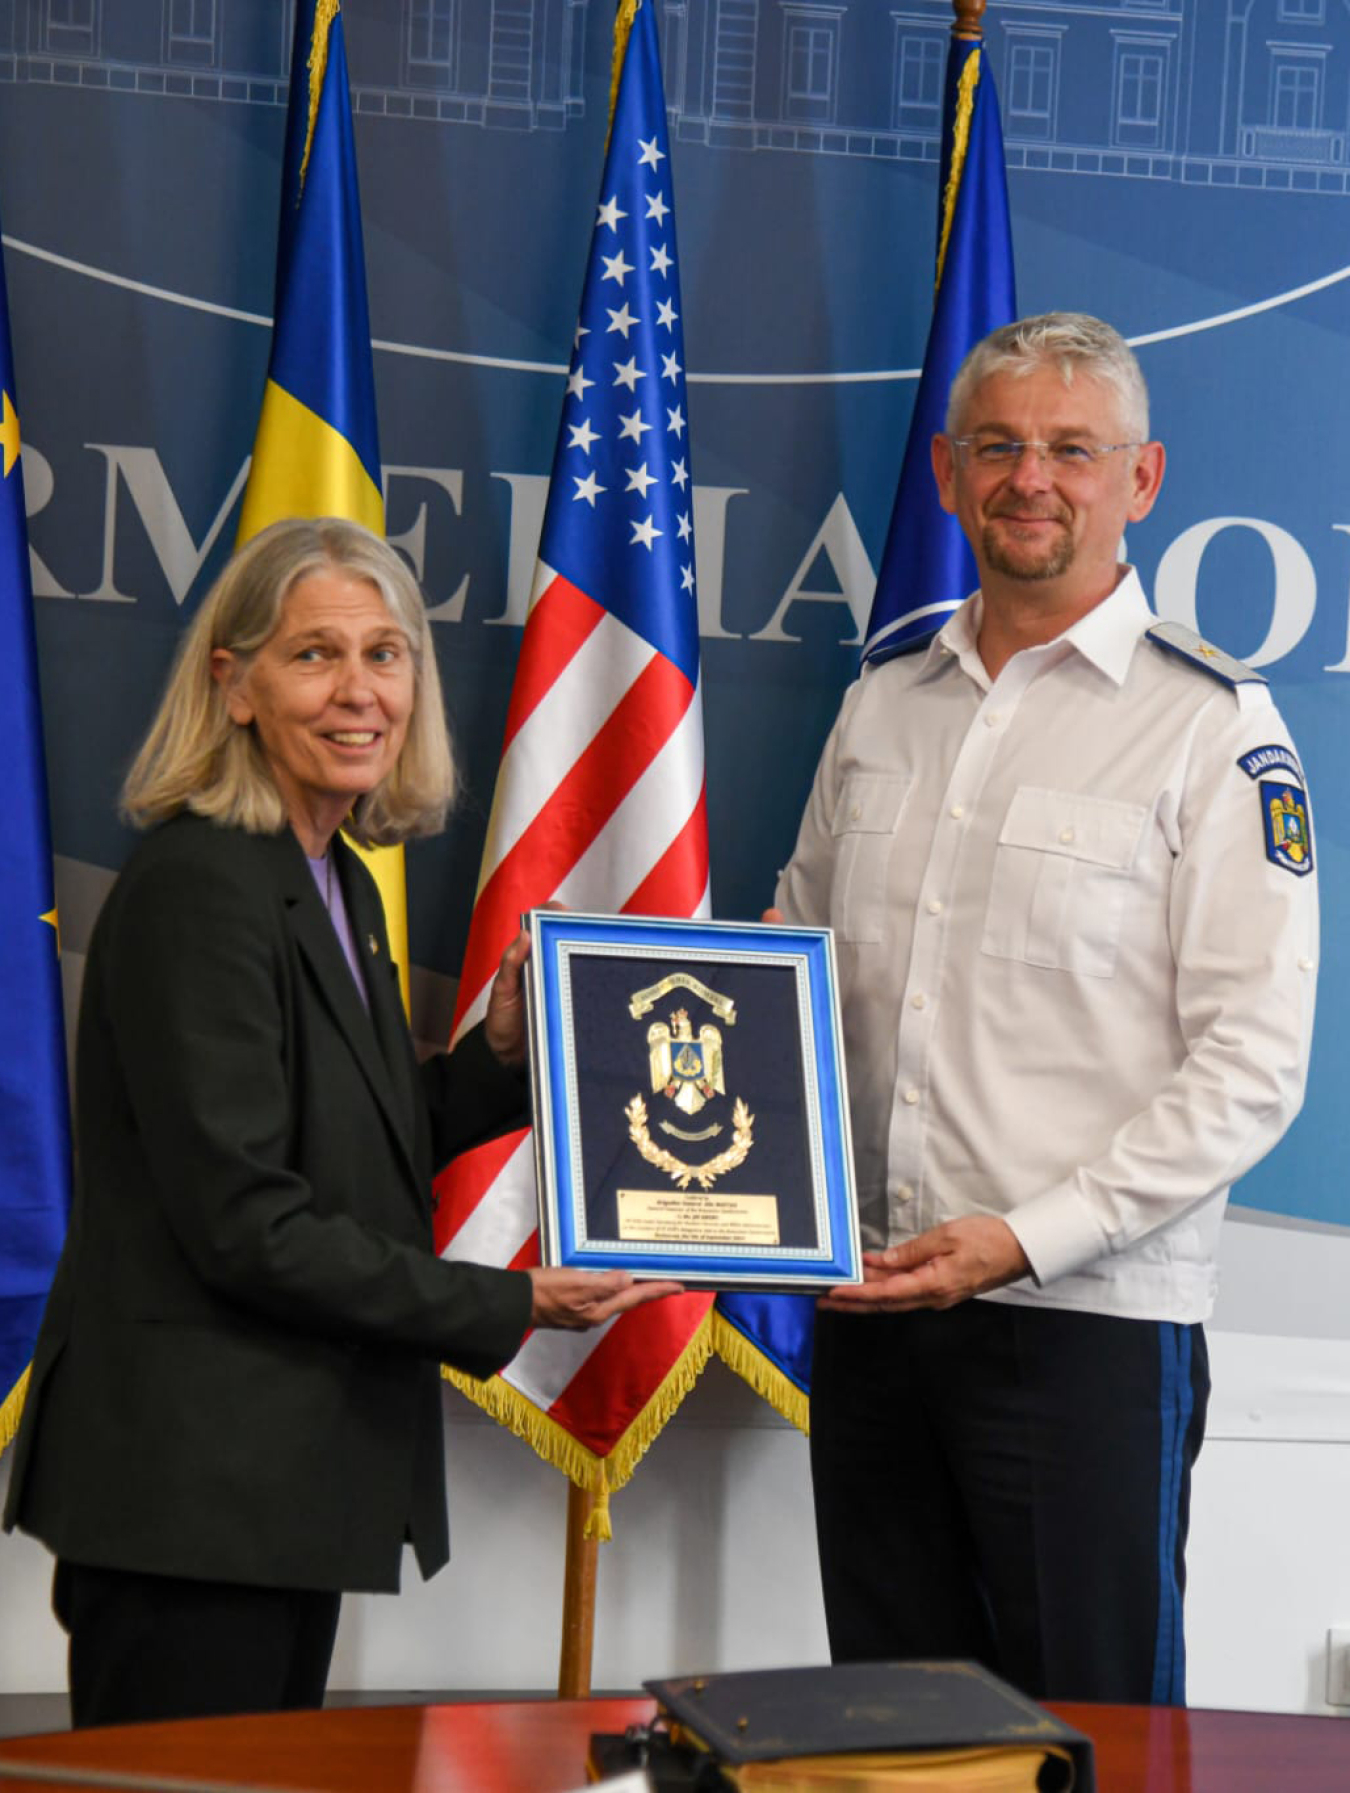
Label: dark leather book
xmin=589 ymin=1661 xmax=1095 ymax=1791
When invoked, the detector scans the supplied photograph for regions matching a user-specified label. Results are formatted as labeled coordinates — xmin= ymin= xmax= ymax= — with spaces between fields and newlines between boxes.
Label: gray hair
xmin=121 ymin=517 xmax=455 ymax=846
xmin=946 ymin=312 xmax=1150 ymax=441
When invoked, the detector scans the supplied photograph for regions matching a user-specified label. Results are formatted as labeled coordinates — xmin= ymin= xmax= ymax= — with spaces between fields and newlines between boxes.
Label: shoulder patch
xmin=1146 ymin=620 xmax=1266 ymax=689
xmin=1237 ymin=744 xmax=1302 ymax=782
xmin=1260 ymin=778 xmax=1314 ymax=877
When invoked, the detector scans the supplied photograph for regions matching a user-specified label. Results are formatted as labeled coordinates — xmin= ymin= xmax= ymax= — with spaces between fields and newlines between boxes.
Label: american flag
xmin=433 ymin=0 xmax=715 ymax=1510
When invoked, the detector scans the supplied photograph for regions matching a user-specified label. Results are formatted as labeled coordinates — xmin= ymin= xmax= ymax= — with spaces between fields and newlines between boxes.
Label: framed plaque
xmin=526 ymin=909 xmax=861 ymax=1290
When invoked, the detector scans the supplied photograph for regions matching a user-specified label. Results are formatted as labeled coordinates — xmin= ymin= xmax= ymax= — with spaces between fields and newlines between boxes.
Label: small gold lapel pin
xmin=368 ymin=934 xmax=379 ymax=955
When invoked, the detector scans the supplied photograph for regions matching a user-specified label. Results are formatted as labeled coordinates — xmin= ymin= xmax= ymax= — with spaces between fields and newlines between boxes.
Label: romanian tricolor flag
xmin=237 ymin=0 xmax=406 ymax=989
xmin=0 ymin=223 xmax=71 ymax=1457
xmin=862 ymin=25 xmax=1016 ymax=665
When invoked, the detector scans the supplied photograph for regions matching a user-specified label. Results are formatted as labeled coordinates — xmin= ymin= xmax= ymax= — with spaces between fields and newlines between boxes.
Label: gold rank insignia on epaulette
xmin=1146 ymin=620 xmax=1267 ymax=688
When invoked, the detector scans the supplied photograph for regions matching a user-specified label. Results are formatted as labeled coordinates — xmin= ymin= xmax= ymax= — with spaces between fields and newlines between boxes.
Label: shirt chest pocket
xmin=829 ymin=773 xmax=913 ymax=944
xmin=981 ymin=787 xmax=1149 ymax=978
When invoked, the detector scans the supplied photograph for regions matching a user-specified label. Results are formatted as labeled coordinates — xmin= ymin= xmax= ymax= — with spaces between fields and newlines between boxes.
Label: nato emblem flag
xmin=862 ymin=31 xmax=1015 ymax=666
xmin=716 ymin=26 xmax=1018 ymax=1432
xmin=0 ymin=231 xmax=71 ymax=1454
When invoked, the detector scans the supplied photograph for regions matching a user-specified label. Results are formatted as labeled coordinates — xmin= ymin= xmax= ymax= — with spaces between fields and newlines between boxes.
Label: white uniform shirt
xmin=777 ymin=571 xmax=1318 ymax=1322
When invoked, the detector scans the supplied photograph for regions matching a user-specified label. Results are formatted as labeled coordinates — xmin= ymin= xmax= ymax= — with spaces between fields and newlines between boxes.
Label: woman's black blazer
xmin=3 ymin=813 xmax=533 ymax=1593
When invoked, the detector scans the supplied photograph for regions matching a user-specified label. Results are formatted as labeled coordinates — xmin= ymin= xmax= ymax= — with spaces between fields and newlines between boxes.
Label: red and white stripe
xmin=433 ymin=563 xmax=712 ymax=1456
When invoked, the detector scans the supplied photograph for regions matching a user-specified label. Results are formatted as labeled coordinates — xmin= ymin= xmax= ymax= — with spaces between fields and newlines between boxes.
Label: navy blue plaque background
xmin=1 ymin=1 xmax=1346 ymax=1290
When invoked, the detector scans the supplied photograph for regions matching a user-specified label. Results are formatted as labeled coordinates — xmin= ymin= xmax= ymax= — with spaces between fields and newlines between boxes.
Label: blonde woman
xmin=4 ymin=517 xmax=676 ymax=1727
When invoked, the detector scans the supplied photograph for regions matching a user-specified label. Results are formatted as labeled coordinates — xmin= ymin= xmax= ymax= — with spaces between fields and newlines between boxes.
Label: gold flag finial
xmin=934 ymin=47 xmax=981 ymax=290
xmin=298 ymin=0 xmax=341 ymax=199
xmin=607 ymin=0 xmax=641 ymax=149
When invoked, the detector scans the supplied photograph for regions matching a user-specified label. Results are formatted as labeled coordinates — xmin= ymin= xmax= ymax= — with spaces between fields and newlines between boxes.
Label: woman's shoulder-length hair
xmin=120 ymin=517 xmax=456 ymax=846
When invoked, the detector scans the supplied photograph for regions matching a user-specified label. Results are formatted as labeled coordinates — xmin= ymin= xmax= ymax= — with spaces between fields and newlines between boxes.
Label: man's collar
xmin=1057 ymin=567 xmax=1153 ymax=687
xmin=914 ymin=568 xmax=1151 ymax=688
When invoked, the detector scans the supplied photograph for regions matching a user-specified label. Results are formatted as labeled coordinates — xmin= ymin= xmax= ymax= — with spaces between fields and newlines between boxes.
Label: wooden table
xmin=2 ymin=1695 xmax=1350 ymax=1790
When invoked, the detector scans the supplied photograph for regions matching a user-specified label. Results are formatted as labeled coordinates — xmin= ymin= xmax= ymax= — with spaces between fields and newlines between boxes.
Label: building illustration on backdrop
xmin=0 ymin=1 xmax=1349 ymax=193
xmin=0 ymin=0 xmax=590 ymax=129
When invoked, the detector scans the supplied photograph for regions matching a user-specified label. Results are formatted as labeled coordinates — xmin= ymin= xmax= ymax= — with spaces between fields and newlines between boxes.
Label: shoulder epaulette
xmin=1146 ymin=620 xmax=1266 ymax=688
xmin=862 ymin=626 xmax=941 ymax=672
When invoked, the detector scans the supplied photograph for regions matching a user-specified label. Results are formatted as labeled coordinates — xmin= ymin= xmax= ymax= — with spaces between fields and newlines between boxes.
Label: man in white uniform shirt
xmin=776 ymin=314 xmax=1317 ymax=1704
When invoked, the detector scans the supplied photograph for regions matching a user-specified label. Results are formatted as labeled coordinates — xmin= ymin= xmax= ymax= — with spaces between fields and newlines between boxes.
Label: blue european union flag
xmin=863 ymin=35 xmax=1017 ymax=665
xmin=0 ymin=227 xmax=71 ymax=1454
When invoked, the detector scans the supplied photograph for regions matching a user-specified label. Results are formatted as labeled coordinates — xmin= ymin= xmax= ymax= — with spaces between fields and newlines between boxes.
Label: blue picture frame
xmin=526 ymin=909 xmax=861 ymax=1290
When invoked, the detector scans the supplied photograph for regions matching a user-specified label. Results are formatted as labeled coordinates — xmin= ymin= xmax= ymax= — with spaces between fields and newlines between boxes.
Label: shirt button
xmin=895 ymin=1184 xmax=914 ymax=1203
xmin=984 ymin=711 xmax=1001 ymax=728
xmin=1299 ymin=956 xmax=1315 ymax=971
xmin=850 ymin=804 xmax=862 ymax=821
xmin=949 ymin=803 xmax=965 ymax=820
xmin=903 ymin=1088 xmax=920 ymax=1106
xmin=1059 ymin=826 xmax=1075 ymax=845
xmin=926 ymin=899 xmax=944 ymax=916
xmin=910 ymin=992 xmax=927 ymax=1010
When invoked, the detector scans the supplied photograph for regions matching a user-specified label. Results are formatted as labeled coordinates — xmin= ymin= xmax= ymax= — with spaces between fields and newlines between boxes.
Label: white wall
xmin=7 ymin=1213 xmax=1350 ymax=1711
xmin=0 ymin=1361 xmax=828 ymax=1700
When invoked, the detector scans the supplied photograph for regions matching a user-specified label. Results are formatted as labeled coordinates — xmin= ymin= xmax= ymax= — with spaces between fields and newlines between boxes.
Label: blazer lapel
xmin=271 ymin=832 xmax=421 ymax=1195
xmin=336 ymin=839 xmax=420 ymax=1150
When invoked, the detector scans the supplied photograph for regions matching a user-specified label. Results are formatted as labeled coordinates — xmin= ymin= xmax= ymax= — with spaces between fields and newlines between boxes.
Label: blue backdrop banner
xmin=0 ymin=0 xmax=1345 ymax=1319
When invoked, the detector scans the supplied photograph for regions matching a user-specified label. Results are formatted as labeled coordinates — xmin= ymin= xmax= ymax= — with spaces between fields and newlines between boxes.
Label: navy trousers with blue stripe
xmin=809 ymin=1300 xmax=1209 ymax=1705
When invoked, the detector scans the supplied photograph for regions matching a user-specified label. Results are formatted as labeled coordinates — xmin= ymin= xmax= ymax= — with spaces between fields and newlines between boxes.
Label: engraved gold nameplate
xmin=618 ymin=1190 xmax=781 ymax=1246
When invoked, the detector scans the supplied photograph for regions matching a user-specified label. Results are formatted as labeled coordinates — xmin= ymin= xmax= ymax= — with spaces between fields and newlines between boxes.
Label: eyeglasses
xmin=949 ymin=437 xmax=1141 ymax=474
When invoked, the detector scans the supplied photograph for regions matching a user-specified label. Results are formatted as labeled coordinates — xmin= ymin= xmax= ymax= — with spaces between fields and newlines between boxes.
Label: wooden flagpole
xmin=557 ymin=1485 xmax=601 ymax=1697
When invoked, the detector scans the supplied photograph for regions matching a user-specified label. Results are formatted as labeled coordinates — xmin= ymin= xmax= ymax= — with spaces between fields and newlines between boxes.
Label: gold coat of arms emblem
xmin=622 ymin=975 xmax=754 ymax=1190
xmin=647 ymin=1007 xmax=724 ymax=1116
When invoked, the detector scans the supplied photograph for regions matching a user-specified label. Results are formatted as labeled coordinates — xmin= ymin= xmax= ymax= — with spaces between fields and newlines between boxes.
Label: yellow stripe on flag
xmin=347 ymin=835 xmax=409 ymax=1011
xmin=236 ymin=379 xmax=383 ymax=542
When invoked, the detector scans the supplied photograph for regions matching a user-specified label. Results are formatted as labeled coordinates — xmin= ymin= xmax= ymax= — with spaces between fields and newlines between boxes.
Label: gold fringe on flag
xmin=710 ymin=1310 xmax=810 ymax=1435
xmin=443 ymin=1306 xmax=715 ymax=1540
xmin=0 ymin=1364 xmax=29 ymax=1459
xmin=584 ymin=1488 xmax=612 ymax=1542
xmin=935 ymin=47 xmax=981 ymax=291
xmin=299 ymin=0 xmax=341 ymax=199
xmin=606 ymin=0 xmax=642 ymax=150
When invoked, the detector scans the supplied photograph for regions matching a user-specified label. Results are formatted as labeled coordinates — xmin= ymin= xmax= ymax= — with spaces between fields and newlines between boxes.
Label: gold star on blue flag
xmin=0 ymin=227 xmax=72 ymax=1458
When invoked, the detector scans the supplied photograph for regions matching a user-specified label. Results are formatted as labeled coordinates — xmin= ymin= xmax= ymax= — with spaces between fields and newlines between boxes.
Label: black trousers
xmin=53 ymin=1560 xmax=342 ymax=1729
xmin=809 ymin=1300 xmax=1209 ymax=1705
